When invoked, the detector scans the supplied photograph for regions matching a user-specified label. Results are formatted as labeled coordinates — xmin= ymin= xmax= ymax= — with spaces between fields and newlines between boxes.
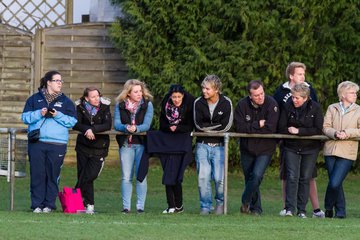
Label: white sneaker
xmin=312 ymin=210 xmax=325 ymax=218
xmin=86 ymin=204 xmax=95 ymax=214
xmin=214 ymin=205 xmax=224 ymax=215
xmin=279 ymin=208 xmax=287 ymax=216
xmin=285 ymin=210 xmax=293 ymax=217
xmin=162 ymin=208 xmax=176 ymax=214
xmin=33 ymin=207 xmax=42 ymax=213
xmin=298 ymin=213 xmax=307 ymax=219
xmin=42 ymin=207 xmax=52 ymax=213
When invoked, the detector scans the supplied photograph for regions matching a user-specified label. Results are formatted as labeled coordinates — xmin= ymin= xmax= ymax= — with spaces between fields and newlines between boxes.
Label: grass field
xmin=1 ymin=160 xmax=360 ymax=240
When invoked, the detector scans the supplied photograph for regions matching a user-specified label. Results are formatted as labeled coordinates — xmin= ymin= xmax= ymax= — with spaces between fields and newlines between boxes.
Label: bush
xmin=110 ymin=0 xmax=360 ymax=168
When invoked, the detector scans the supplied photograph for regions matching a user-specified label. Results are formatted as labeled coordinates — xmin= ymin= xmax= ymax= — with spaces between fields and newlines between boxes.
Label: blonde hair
xmin=201 ymin=74 xmax=222 ymax=93
xmin=285 ymin=62 xmax=306 ymax=81
xmin=337 ymin=81 xmax=359 ymax=101
xmin=115 ymin=79 xmax=153 ymax=103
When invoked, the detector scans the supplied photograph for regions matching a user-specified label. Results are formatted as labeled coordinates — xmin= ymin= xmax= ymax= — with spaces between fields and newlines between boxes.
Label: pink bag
xmin=58 ymin=187 xmax=85 ymax=213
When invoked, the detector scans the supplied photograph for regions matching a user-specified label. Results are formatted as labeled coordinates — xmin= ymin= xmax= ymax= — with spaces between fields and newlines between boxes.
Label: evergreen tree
xmin=110 ymin=0 xmax=360 ymax=167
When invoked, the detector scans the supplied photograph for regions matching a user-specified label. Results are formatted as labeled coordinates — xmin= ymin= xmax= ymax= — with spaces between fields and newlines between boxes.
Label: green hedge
xmin=109 ymin=0 xmax=360 ymax=169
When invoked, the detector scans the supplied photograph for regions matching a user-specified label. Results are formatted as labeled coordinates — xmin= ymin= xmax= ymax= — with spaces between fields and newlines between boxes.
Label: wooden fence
xmin=0 ymin=22 xmax=129 ymax=151
xmin=0 ymin=0 xmax=73 ymax=33
xmin=34 ymin=22 xmax=128 ymax=101
xmin=0 ymin=24 xmax=32 ymax=128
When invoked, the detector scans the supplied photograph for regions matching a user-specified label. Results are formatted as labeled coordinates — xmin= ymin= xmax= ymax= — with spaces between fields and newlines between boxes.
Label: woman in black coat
xmin=73 ymin=87 xmax=112 ymax=214
xmin=278 ymin=83 xmax=323 ymax=218
xmin=159 ymin=84 xmax=195 ymax=213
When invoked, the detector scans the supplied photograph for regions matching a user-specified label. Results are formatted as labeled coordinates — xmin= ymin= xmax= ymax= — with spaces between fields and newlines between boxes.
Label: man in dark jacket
xmin=194 ymin=74 xmax=233 ymax=215
xmin=273 ymin=62 xmax=325 ymax=218
xmin=234 ymin=80 xmax=279 ymax=215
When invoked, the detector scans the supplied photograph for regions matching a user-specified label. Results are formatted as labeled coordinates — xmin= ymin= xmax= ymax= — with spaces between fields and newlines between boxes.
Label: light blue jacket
xmin=21 ymin=90 xmax=77 ymax=144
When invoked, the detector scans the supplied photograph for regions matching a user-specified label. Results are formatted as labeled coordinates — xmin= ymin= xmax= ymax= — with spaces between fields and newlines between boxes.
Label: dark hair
xmin=82 ymin=86 xmax=101 ymax=99
xmin=168 ymin=84 xmax=185 ymax=95
xmin=39 ymin=70 xmax=61 ymax=89
xmin=246 ymin=80 xmax=264 ymax=93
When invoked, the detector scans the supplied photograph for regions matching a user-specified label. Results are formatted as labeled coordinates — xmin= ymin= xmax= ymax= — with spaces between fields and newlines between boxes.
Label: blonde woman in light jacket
xmin=323 ymin=81 xmax=360 ymax=219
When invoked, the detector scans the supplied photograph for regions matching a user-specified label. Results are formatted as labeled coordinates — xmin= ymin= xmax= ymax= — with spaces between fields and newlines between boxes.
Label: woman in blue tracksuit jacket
xmin=21 ymin=70 xmax=77 ymax=213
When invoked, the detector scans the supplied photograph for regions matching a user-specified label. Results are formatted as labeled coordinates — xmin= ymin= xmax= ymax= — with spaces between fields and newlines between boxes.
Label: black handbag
xmin=27 ymin=119 xmax=46 ymax=143
xmin=28 ymin=129 xmax=41 ymax=143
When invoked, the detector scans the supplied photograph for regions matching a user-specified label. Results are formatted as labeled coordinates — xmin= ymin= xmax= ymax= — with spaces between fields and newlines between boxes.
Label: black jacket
xmin=160 ymin=91 xmax=195 ymax=133
xmin=278 ymin=99 xmax=323 ymax=153
xmin=73 ymin=98 xmax=112 ymax=157
xmin=193 ymin=94 xmax=233 ymax=144
xmin=273 ymin=81 xmax=318 ymax=108
xmin=234 ymin=95 xmax=279 ymax=156
xmin=137 ymin=131 xmax=193 ymax=184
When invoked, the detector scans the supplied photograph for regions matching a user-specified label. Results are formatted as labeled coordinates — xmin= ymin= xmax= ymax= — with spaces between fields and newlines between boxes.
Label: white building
xmin=89 ymin=0 xmax=122 ymax=22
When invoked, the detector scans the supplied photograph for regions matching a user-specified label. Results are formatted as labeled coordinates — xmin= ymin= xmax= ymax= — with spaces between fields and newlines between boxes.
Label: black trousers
xmin=165 ymin=183 xmax=183 ymax=208
xmin=75 ymin=153 xmax=104 ymax=205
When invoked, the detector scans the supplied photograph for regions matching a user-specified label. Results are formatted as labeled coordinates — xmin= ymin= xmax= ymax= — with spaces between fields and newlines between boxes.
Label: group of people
xmin=21 ymin=62 xmax=360 ymax=219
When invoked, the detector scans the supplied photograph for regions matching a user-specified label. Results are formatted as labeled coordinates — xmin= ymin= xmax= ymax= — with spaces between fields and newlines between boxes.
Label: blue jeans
xmin=240 ymin=151 xmax=272 ymax=214
xmin=285 ymin=150 xmax=318 ymax=214
xmin=120 ymin=143 xmax=147 ymax=211
xmin=195 ymin=143 xmax=224 ymax=211
xmin=324 ymin=156 xmax=353 ymax=218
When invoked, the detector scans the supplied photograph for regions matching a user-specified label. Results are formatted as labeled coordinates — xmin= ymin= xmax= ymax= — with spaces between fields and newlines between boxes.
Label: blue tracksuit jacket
xmin=21 ymin=89 xmax=77 ymax=144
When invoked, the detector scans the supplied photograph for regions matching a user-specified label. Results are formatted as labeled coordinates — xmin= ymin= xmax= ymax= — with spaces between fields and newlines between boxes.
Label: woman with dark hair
xmin=73 ymin=87 xmax=112 ymax=214
xmin=278 ymin=83 xmax=323 ymax=218
xmin=158 ymin=84 xmax=195 ymax=213
xmin=21 ymin=70 xmax=77 ymax=213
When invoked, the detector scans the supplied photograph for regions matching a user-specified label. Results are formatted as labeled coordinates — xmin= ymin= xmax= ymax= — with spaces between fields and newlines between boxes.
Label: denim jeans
xmin=324 ymin=156 xmax=353 ymax=218
xmin=240 ymin=151 xmax=272 ymax=214
xmin=195 ymin=143 xmax=224 ymax=211
xmin=120 ymin=143 xmax=147 ymax=211
xmin=285 ymin=150 xmax=318 ymax=214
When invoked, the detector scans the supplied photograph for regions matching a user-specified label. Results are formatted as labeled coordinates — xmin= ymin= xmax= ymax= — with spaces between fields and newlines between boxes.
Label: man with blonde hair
xmin=193 ymin=74 xmax=233 ymax=215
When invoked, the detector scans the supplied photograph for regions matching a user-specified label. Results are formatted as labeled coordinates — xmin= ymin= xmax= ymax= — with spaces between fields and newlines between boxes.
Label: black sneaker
xmin=325 ymin=209 xmax=333 ymax=218
xmin=175 ymin=206 xmax=184 ymax=213
xmin=122 ymin=209 xmax=130 ymax=214
xmin=137 ymin=209 xmax=144 ymax=214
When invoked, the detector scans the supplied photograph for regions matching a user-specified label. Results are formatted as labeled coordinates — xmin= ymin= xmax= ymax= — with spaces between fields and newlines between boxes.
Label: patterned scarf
xmin=125 ymin=98 xmax=142 ymax=144
xmin=42 ymin=88 xmax=62 ymax=104
xmin=84 ymin=101 xmax=99 ymax=116
xmin=165 ymin=98 xmax=183 ymax=125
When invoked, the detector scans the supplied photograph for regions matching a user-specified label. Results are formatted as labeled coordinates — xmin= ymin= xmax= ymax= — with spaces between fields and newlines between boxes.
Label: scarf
xmin=125 ymin=98 xmax=142 ymax=144
xmin=165 ymin=98 xmax=183 ymax=125
xmin=42 ymin=88 xmax=62 ymax=104
xmin=84 ymin=101 xmax=99 ymax=116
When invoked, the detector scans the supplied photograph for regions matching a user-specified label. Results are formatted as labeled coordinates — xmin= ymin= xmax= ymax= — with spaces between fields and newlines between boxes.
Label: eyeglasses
xmin=50 ymin=79 xmax=64 ymax=83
